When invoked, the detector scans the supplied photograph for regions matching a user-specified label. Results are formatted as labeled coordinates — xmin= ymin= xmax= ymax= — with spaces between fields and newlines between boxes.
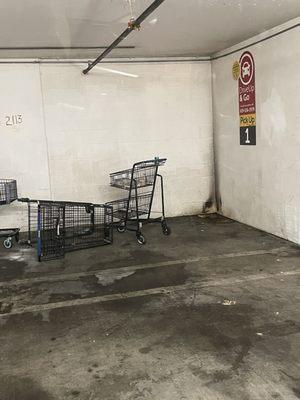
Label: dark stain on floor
xmin=82 ymin=264 xmax=189 ymax=296
xmin=0 ymin=375 xmax=54 ymax=400
xmin=292 ymin=387 xmax=300 ymax=399
xmin=6 ymin=264 xmax=191 ymax=307
xmin=101 ymin=299 xmax=257 ymax=372
xmin=0 ymin=259 xmax=26 ymax=281
xmin=100 ymin=293 xmax=162 ymax=314
xmin=0 ymin=301 xmax=13 ymax=314
xmin=150 ymin=303 xmax=256 ymax=370
xmin=86 ymin=248 xmax=173 ymax=272
xmin=90 ymin=372 xmax=151 ymax=400
xmin=49 ymin=292 xmax=82 ymax=303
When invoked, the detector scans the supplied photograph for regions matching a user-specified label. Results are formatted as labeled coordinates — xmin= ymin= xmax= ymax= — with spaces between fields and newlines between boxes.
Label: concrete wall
xmin=0 ymin=61 xmax=214 ymax=229
xmin=212 ymin=19 xmax=300 ymax=243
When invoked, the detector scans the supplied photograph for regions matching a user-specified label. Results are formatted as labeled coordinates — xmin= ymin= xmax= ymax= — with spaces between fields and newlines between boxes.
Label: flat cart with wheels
xmin=0 ymin=179 xmax=20 ymax=249
xmin=18 ymin=198 xmax=113 ymax=261
xmin=107 ymin=158 xmax=171 ymax=245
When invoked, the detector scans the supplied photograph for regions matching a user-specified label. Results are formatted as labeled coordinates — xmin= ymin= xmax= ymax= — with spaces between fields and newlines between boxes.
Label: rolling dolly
xmin=0 ymin=179 xmax=20 ymax=249
xmin=18 ymin=198 xmax=113 ymax=261
xmin=107 ymin=157 xmax=171 ymax=245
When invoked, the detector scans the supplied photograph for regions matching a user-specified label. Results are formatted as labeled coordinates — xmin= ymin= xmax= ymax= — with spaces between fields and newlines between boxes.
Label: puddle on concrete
xmin=95 ymin=270 xmax=136 ymax=286
xmin=83 ymin=264 xmax=189 ymax=296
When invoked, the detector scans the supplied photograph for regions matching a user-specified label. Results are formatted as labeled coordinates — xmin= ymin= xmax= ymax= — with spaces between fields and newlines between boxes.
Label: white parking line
xmin=0 ymin=246 xmax=293 ymax=288
xmin=1 ymin=268 xmax=299 ymax=317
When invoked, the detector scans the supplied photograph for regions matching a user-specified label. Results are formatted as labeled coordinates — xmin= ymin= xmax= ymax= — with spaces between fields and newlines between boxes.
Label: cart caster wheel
xmin=3 ymin=238 xmax=12 ymax=249
xmin=136 ymin=233 xmax=146 ymax=245
xmin=117 ymin=224 xmax=126 ymax=233
xmin=162 ymin=224 xmax=171 ymax=236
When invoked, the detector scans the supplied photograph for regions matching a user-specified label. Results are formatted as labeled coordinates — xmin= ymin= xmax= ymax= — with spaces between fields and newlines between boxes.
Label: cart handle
xmin=18 ymin=197 xmax=31 ymax=203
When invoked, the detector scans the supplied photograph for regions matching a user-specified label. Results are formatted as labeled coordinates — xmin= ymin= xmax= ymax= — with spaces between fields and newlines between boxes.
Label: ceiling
xmin=0 ymin=0 xmax=299 ymax=59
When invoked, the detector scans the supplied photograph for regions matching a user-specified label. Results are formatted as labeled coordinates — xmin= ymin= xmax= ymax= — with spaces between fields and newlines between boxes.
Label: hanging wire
xmin=127 ymin=0 xmax=134 ymax=19
xmin=125 ymin=0 xmax=141 ymax=30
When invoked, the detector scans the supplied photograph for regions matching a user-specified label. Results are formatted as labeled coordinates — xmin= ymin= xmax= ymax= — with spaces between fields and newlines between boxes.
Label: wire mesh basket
xmin=110 ymin=168 xmax=132 ymax=190
xmin=110 ymin=158 xmax=166 ymax=190
xmin=18 ymin=198 xmax=113 ymax=261
xmin=107 ymin=193 xmax=152 ymax=221
xmin=108 ymin=157 xmax=170 ymax=244
xmin=0 ymin=179 xmax=18 ymax=205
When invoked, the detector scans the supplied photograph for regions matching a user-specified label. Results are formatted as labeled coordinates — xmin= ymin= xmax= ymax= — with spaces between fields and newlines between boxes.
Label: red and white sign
xmin=238 ymin=51 xmax=256 ymax=145
xmin=239 ymin=51 xmax=256 ymax=115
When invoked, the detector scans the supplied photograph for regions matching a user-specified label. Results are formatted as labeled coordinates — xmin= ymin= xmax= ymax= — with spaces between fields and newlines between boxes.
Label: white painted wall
xmin=212 ymin=19 xmax=300 ymax=243
xmin=0 ymin=65 xmax=51 ymax=230
xmin=0 ymin=61 xmax=214 ymax=229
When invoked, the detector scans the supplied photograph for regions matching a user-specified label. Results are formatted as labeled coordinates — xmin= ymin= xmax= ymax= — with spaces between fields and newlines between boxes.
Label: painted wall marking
xmin=5 ymin=114 xmax=23 ymax=126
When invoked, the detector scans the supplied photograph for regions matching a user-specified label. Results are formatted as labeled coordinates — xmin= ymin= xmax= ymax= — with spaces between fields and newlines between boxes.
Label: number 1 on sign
xmin=245 ymin=128 xmax=250 ymax=144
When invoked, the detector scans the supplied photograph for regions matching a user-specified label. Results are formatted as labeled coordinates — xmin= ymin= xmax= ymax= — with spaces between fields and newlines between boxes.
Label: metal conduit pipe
xmin=82 ymin=0 xmax=167 ymax=74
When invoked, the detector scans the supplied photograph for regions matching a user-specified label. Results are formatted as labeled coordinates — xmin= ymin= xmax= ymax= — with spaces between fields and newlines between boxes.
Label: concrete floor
xmin=0 ymin=214 xmax=299 ymax=400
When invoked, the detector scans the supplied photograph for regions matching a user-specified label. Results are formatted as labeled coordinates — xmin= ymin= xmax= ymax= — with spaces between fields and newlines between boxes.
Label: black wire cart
xmin=0 ymin=179 xmax=20 ymax=249
xmin=19 ymin=198 xmax=113 ymax=261
xmin=107 ymin=158 xmax=171 ymax=245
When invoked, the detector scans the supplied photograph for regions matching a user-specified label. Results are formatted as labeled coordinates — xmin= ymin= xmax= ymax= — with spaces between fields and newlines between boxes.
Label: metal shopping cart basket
xmin=107 ymin=158 xmax=171 ymax=245
xmin=0 ymin=179 xmax=20 ymax=249
xmin=19 ymin=198 xmax=113 ymax=261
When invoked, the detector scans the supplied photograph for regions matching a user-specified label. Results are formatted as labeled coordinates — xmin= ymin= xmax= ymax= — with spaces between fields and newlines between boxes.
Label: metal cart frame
xmin=19 ymin=198 xmax=113 ymax=261
xmin=107 ymin=158 xmax=171 ymax=244
xmin=0 ymin=179 xmax=20 ymax=249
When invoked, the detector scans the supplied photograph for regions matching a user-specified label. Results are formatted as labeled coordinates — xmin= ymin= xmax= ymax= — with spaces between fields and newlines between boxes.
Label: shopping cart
xmin=107 ymin=158 xmax=171 ymax=245
xmin=19 ymin=198 xmax=113 ymax=261
xmin=0 ymin=179 xmax=20 ymax=249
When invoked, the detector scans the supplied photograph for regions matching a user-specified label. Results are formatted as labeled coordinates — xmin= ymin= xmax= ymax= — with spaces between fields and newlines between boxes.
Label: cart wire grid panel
xmin=0 ymin=179 xmax=20 ymax=249
xmin=33 ymin=200 xmax=113 ymax=261
xmin=0 ymin=179 xmax=18 ymax=205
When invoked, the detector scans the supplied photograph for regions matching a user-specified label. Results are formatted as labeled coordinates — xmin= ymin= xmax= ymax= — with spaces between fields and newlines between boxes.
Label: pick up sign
xmin=238 ymin=51 xmax=256 ymax=145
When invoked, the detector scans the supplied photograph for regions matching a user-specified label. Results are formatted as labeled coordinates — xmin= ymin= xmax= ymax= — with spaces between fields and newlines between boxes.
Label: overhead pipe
xmin=0 ymin=46 xmax=135 ymax=50
xmin=82 ymin=0 xmax=166 ymax=74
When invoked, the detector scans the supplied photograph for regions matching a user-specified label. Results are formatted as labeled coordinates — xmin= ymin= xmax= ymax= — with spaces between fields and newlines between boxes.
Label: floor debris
xmin=222 ymin=299 xmax=236 ymax=306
